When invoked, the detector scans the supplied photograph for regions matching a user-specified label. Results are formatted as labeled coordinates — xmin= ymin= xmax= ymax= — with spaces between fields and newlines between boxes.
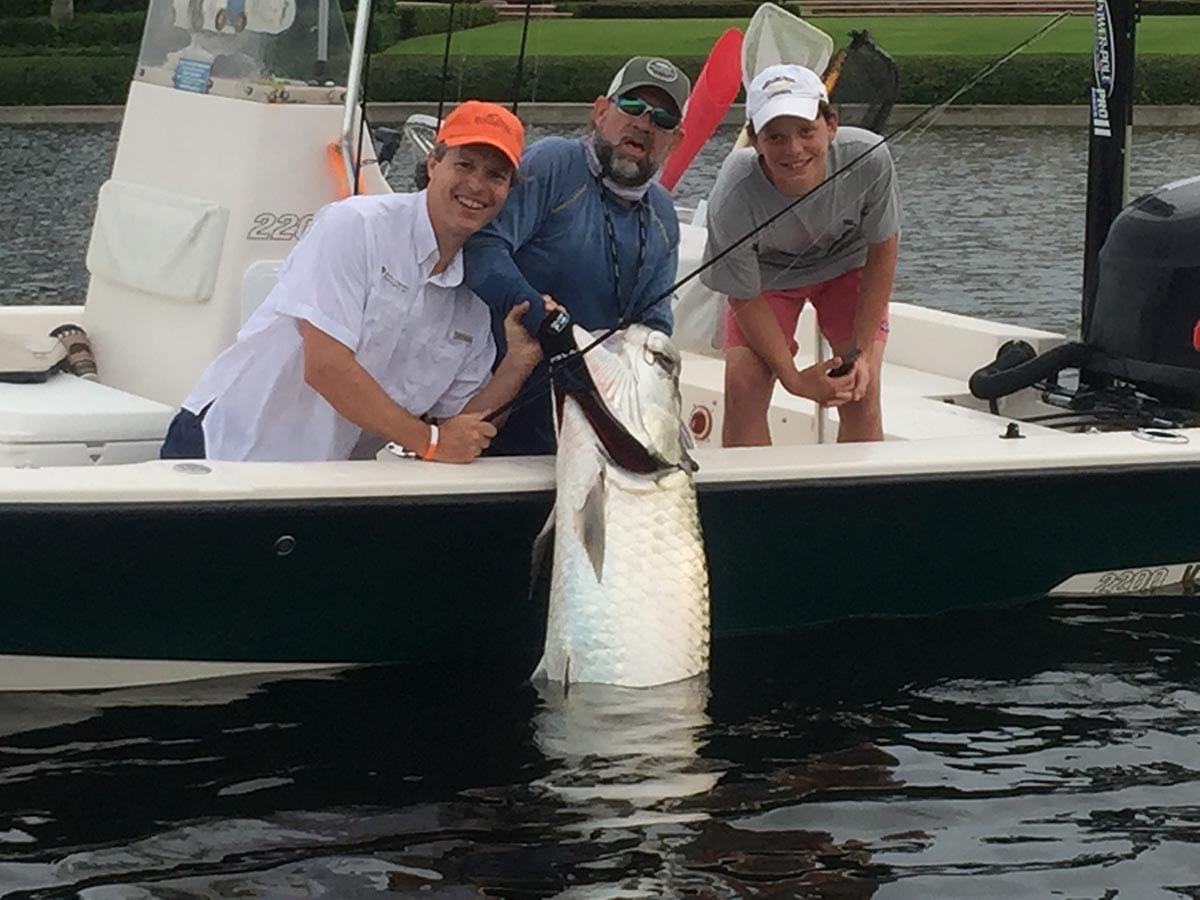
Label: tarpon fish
xmin=532 ymin=324 xmax=710 ymax=688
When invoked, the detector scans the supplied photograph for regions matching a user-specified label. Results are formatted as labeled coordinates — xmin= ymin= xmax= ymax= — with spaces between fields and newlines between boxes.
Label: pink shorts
xmin=723 ymin=267 xmax=889 ymax=353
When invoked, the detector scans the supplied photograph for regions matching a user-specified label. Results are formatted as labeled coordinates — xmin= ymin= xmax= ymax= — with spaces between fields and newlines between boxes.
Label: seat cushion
xmin=0 ymin=372 xmax=174 ymax=444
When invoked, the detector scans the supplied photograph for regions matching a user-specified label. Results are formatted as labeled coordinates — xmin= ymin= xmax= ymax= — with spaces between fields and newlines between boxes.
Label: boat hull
xmin=4 ymin=460 xmax=1197 ymax=689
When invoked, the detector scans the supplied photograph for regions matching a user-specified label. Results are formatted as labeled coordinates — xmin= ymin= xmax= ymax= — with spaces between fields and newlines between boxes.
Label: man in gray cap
xmin=464 ymin=56 xmax=691 ymax=455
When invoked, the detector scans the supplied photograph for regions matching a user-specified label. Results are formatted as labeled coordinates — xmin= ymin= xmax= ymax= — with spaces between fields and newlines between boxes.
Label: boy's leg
xmin=828 ymin=338 xmax=884 ymax=442
xmin=811 ymin=269 xmax=887 ymax=442
xmin=722 ymin=347 xmax=777 ymax=447
xmin=721 ymin=290 xmax=805 ymax=447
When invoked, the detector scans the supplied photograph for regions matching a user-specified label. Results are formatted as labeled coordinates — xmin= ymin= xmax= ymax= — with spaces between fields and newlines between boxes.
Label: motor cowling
xmin=1084 ymin=174 xmax=1200 ymax=406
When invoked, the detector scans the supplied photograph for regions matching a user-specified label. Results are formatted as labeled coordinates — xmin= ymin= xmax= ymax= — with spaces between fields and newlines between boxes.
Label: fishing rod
xmin=511 ymin=1 xmax=535 ymax=114
xmin=436 ymin=0 xmax=457 ymax=125
xmin=485 ymin=13 xmax=1072 ymax=425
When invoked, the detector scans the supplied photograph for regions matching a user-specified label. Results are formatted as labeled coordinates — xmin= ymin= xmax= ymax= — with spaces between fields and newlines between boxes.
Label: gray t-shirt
xmin=700 ymin=127 xmax=901 ymax=298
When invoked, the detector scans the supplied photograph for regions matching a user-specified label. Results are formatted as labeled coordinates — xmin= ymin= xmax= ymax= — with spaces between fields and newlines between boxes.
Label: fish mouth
xmin=555 ymin=364 xmax=665 ymax=476
xmin=554 ymin=326 xmax=684 ymax=476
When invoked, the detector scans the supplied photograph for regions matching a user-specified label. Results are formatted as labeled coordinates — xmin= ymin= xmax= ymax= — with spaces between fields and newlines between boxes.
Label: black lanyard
xmin=595 ymin=177 xmax=648 ymax=321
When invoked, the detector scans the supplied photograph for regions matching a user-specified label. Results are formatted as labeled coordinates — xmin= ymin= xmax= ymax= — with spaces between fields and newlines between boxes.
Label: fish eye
xmin=644 ymin=346 xmax=678 ymax=373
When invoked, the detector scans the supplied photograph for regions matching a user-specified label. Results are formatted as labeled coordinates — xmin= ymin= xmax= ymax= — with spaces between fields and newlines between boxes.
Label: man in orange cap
xmin=162 ymin=100 xmax=545 ymax=463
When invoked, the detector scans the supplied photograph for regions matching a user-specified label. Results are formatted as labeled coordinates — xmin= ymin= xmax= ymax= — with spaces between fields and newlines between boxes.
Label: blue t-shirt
xmin=464 ymin=136 xmax=680 ymax=455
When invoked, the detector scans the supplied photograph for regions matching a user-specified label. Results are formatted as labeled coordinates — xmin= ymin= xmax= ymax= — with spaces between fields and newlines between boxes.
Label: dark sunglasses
xmin=614 ymin=95 xmax=680 ymax=131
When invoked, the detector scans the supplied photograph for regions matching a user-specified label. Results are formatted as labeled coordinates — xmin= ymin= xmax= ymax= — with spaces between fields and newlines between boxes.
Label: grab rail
xmin=338 ymin=0 xmax=375 ymax=195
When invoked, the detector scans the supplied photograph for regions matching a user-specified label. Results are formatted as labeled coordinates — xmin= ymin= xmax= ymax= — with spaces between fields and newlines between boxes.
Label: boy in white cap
xmin=700 ymin=63 xmax=901 ymax=445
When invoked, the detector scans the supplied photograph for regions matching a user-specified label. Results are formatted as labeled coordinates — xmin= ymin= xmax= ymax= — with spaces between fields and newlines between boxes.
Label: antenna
xmin=436 ymin=0 xmax=457 ymax=125
xmin=511 ymin=1 xmax=535 ymax=114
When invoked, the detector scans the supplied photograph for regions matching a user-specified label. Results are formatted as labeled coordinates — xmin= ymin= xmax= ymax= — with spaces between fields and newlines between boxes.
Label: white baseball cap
xmin=746 ymin=64 xmax=829 ymax=132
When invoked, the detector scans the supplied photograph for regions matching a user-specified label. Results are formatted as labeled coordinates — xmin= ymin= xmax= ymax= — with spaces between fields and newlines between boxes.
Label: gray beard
xmin=593 ymin=134 xmax=657 ymax=188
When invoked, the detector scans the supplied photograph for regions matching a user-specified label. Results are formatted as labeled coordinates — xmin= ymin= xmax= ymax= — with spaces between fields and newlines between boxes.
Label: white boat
xmin=1 ymin=0 xmax=1197 ymax=691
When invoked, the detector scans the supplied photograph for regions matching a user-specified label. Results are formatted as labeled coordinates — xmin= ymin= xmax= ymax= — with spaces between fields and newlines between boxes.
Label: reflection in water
xmin=526 ymin=679 xmax=900 ymax=897
xmin=527 ymin=678 xmax=719 ymax=897
xmin=531 ymin=678 xmax=719 ymax=824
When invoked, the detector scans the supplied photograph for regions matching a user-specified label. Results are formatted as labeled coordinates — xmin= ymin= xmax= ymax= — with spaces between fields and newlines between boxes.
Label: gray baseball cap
xmin=605 ymin=56 xmax=691 ymax=116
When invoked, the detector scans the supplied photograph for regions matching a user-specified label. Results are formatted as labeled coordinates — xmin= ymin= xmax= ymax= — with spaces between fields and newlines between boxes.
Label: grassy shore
xmin=383 ymin=14 xmax=1200 ymax=56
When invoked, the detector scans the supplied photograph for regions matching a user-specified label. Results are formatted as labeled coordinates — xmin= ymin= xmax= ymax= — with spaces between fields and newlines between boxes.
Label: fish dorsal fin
xmin=575 ymin=468 xmax=606 ymax=584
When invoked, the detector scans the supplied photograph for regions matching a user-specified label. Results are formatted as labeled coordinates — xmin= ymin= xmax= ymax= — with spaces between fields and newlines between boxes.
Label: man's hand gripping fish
xmin=533 ymin=323 xmax=710 ymax=688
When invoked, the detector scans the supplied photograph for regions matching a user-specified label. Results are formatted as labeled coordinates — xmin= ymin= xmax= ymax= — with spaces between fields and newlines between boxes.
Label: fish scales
xmin=535 ymin=325 xmax=711 ymax=688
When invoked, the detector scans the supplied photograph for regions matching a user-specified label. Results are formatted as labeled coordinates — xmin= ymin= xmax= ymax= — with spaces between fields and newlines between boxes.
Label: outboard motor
xmin=971 ymin=175 xmax=1200 ymax=411
xmin=1083 ymin=175 xmax=1200 ymax=406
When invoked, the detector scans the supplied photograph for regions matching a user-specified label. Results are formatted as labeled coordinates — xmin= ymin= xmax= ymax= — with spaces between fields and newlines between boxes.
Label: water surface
xmin=4 ymin=122 xmax=1199 ymax=338
xmin=0 ymin=597 xmax=1197 ymax=897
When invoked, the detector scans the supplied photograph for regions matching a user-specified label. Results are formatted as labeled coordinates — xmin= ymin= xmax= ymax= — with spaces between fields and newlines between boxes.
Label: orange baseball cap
xmin=435 ymin=100 xmax=525 ymax=170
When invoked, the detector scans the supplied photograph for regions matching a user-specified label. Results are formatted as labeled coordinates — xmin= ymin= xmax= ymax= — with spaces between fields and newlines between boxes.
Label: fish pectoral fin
xmin=575 ymin=469 xmax=606 ymax=584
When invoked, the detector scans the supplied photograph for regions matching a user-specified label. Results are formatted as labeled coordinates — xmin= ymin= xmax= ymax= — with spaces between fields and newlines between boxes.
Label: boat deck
xmin=680 ymin=351 xmax=1065 ymax=444
xmin=0 ymin=298 xmax=1196 ymax=505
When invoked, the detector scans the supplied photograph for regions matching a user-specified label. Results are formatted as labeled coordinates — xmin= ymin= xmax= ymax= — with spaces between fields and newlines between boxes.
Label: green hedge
xmin=3 ymin=52 xmax=1199 ymax=105
xmin=6 ymin=0 xmax=48 ymax=16
xmin=893 ymin=53 xmax=1200 ymax=105
xmin=0 ymin=55 xmax=136 ymax=103
xmin=1142 ymin=0 xmax=1200 ymax=11
xmin=0 ymin=44 xmax=134 ymax=57
xmin=362 ymin=52 xmax=1200 ymax=105
xmin=9 ymin=0 xmax=156 ymax=13
xmin=7 ymin=0 xmax=147 ymax=14
xmin=348 ymin=3 xmax=498 ymax=52
xmin=364 ymin=53 xmax=704 ymax=101
xmin=559 ymin=1 xmax=795 ymax=17
xmin=563 ymin=0 xmax=1200 ymax=11
xmin=341 ymin=0 xmax=482 ymax=7
xmin=0 ymin=6 xmax=495 ymax=51
xmin=74 ymin=0 xmax=151 ymax=11
xmin=9 ymin=0 xmax=1196 ymax=17
xmin=415 ymin=3 xmax=498 ymax=35
xmin=2 ymin=0 xmax=482 ymax=14
xmin=0 ymin=12 xmax=145 ymax=49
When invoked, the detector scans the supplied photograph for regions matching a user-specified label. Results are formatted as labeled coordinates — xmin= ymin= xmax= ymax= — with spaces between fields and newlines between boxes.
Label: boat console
xmin=0 ymin=0 xmax=392 ymax=466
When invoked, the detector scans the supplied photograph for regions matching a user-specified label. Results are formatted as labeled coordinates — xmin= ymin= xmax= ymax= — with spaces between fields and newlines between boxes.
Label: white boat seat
xmin=0 ymin=372 xmax=174 ymax=466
